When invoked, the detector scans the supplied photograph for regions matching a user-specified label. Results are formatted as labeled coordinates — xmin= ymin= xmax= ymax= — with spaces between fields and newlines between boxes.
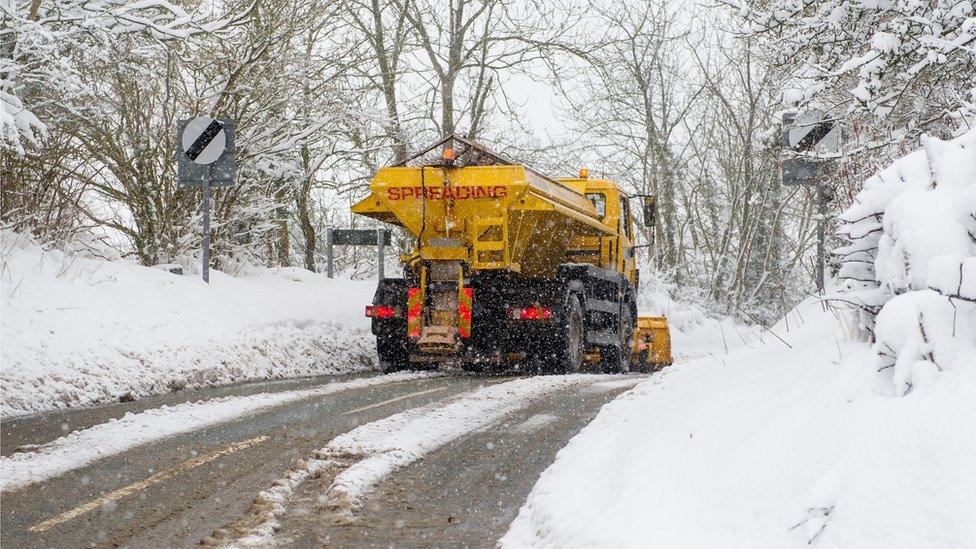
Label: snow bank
xmin=636 ymin=273 xmax=761 ymax=362
xmin=834 ymin=128 xmax=976 ymax=395
xmin=0 ymin=372 xmax=432 ymax=492
xmin=502 ymin=299 xmax=976 ymax=547
xmin=504 ymin=131 xmax=976 ymax=547
xmin=0 ymin=232 xmax=380 ymax=418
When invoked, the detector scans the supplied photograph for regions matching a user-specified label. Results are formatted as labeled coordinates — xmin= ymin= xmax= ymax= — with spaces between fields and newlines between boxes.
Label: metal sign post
xmin=202 ymin=165 xmax=212 ymax=282
xmin=325 ymin=228 xmax=334 ymax=278
xmin=815 ymin=185 xmax=829 ymax=292
xmin=781 ymin=111 xmax=840 ymax=293
xmin=377 ymin=228 xmax=385 ymax=280
xmin=178 ymin=117 xmax=235 ymax=283
xmin=324 ymin=228 xmax=392 ymax=280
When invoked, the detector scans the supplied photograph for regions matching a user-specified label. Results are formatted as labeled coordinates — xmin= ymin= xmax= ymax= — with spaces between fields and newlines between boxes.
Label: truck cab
xmin=559 ymin=173 xmax=639 ymax=288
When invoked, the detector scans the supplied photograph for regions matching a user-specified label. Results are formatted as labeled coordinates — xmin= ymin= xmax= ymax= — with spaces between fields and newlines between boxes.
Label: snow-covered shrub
xmin=834 ymin=129 xmax=976 ymax=395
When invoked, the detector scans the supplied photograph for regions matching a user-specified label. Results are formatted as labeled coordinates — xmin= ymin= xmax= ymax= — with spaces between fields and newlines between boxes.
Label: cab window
xmin=620 ymin=197 xmax=632 ymax=238
xmin=586 ymin=193 xmax=606 ymax=219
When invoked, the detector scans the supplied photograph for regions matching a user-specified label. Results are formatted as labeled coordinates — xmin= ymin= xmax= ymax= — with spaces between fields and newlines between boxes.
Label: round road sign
xmin=181 ymin=117 xmax=227 ymax=165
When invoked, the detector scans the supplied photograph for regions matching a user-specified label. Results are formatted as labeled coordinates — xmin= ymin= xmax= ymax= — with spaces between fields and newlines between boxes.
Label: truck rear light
xmin=365 ymin=305 xmax=397 ymax=318
xmin=407 ymin=287 xmax=422 ymax=337
xmin=458 ymin=287 xmax=473 ymax=338
xmin=507 ymin=306 xmax=552 ymax=320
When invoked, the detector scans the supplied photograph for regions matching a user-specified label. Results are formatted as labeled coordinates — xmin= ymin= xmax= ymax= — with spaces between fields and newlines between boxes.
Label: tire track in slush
xmin=309 ymin=377 xmax=643 ymax=547
xmin=28 ymin=436 xmax=270 ymax=533
xmin=2 ymin=372 xmax=438 ymax=492
xmin=2 ymin=374 xmax=496 ymax=549
xmin=203 ymin=375 xmax=627 ymax=547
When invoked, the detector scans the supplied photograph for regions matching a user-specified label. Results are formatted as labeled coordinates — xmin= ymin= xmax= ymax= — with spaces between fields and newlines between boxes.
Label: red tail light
xmin=506 ymin=306 xmax=553 ymax=320
xmin=366 ymin=305 xmax=397 ymax=318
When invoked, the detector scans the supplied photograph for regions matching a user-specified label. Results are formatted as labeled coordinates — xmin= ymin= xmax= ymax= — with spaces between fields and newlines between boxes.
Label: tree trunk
xmin=371 ymin=0 xmax=408 ymax=162
xmin=275 ymin=182 xmax=290 ymax=266
xmin=296 ymin=179 xmax=316 ymax=272
xmin=441 ymin=76 xmax=455 ymax=136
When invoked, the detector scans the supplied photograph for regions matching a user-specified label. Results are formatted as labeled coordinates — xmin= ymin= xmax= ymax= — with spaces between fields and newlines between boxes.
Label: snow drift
xmin=503 ymin=298 xmax=976 ymax=548
xmin=0 ymin=231 xmax=379 ymax=418
xmin=636 ymin=273 xmax=760 ymax=362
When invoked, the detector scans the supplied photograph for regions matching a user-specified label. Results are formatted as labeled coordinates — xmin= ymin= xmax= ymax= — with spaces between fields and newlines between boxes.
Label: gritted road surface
xmin=1 ymin=372 xmax=643 ymax=548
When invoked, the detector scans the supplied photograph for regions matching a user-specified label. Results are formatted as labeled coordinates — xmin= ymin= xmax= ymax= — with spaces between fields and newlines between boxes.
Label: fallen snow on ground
xmin=325 ymin=374 xmax=633 ymax=512
xmin=213 ymin=374 xmax=631 ymax=548
xmin=1 ymin=372 xmax=435 ymax=492
xmin=513 ymin=413 xmax=559 ymax=433
xmin=502 ymin=299 xmax=976 ymax=548
xmin=636 ymin=274 xmax=762 ymax=362
xmin=0 ymin=231 xmax=380 ymax=418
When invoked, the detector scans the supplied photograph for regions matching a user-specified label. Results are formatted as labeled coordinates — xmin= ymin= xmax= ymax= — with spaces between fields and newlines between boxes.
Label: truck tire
xmin=552 ymin=296 xmax=584 ymax=374
xmin=377 ymin=336 xmax=411 ymax=373
xmin=601 ymin=307 xmax=634 ymax=373
xmin=634 ymin=349 xmax=650 ymax=373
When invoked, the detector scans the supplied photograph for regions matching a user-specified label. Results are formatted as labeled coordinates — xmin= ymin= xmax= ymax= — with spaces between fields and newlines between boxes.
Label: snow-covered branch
xmin=1 ymin=0 xmax=251 ymax=153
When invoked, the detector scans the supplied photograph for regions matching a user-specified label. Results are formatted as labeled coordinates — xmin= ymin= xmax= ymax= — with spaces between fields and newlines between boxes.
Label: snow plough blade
xmin=633 ymin=316 xmax=672 ymax=372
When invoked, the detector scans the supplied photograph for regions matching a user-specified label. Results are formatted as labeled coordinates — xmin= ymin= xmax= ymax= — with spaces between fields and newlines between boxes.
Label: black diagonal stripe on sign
xmin=794 ymin=120 xmax=834 ymax=152
xmin=185 ymin=120 xmax=225 ymax=161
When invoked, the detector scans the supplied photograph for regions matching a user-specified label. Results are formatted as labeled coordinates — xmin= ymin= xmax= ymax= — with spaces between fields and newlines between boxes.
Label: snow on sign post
xmin=177 ymin=117 xmax=236 ymax=284
xmin=781 ymin=111 xmax=840 ymax=292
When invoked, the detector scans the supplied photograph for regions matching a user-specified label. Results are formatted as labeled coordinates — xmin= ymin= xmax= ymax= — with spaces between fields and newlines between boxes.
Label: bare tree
xmin=391 ymin=0 xmax=587 ymax=141
xmin=564 ymin=3 xmax=816 ymax=321
xmin=3 ymin=0 xmax=373 ymax=271
xmin=566 ymin=0 xmax=700 ymax=273
xmin=343 ymin=0 xmax=413 ymax=163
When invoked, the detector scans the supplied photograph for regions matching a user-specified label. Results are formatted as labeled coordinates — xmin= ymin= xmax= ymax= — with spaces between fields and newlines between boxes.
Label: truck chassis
xmin=369 ymin=263 xmax=636 ymax=374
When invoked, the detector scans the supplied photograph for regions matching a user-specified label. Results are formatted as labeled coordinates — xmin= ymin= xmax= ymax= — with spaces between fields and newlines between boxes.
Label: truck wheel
xmin=620 ymin=312 xmax=634 ymax=372
xmin=553 ymin=296 xmax=584 ymax=374
xmin=634 ymin=349 xmax=649 ymax=373
xmin=377 ymin=336 xmax=411 ymax=373
xmin=602 ymin=310 xmax=634 ymax=373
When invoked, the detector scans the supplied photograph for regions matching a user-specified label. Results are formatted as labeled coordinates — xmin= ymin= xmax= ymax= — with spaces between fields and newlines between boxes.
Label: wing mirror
xmin=642 ymin=196 xmax=656 ymax=227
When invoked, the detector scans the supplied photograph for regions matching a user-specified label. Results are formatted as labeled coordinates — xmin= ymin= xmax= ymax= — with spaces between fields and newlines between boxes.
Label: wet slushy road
xmin=1 ymin=371 xmax=642 ymax=548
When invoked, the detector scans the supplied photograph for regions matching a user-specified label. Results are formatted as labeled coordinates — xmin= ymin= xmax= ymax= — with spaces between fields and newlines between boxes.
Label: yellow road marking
xmin=342 ymin=386 xmax=450 ymax=416
xmin=28 ymin=435 xmax=269 ymax=533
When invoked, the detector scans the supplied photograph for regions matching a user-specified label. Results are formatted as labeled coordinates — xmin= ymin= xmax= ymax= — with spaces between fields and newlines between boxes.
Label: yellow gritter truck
xmin=352 ymin=135 xmax=671 ymax=373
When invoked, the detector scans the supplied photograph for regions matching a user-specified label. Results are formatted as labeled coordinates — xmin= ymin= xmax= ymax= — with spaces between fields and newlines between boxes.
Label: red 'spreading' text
xmin=387 ymin=186 xmax=508 ymax=201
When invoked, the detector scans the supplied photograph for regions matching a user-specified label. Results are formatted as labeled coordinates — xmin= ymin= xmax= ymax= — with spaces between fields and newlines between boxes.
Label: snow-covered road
xmin=6 ymin=297 xmax=972 ymax=548
xmin=1 ymin=371 xmax=438 ymax=492
xmin=0 ymin=371 xmax=641 ymax=548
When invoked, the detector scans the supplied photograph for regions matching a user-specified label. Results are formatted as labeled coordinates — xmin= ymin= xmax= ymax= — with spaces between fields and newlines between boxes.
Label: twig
xmin=731 ymin=302 xmax=793 ymax=349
